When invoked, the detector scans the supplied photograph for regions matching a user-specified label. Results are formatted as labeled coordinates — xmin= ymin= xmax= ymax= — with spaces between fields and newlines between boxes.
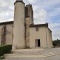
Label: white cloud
xmin=49 ymin=23 xmax=60 ymax=40
xmin=27 ymin=0 xmax=37 ymax=4
xmin=38 ymin=0 xmax=60 ymax=9
xmin=0 ymin=0 xmax=15 ymax=22
xmin=48 ymin=8 xmax=60 ymax=17
xmin=34 ymin=9 xmax=47 ymax=24
xmin=49 ymin=23 xmax=60 ymax=29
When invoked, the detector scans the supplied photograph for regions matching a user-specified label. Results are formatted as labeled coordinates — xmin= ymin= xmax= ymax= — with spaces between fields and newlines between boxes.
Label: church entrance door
xmin=35 ymin=39 xmax=40 ymax=47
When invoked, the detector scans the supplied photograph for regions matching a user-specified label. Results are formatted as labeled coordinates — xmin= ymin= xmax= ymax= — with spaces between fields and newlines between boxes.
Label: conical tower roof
xmin=14 ymin=0 xmax=24 ymax=4
xmin=16 ymin=0 xmax=23 ymax=1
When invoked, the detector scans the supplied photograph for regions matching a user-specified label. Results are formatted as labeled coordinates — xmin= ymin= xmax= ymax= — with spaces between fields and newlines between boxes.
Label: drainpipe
xmin=46 ymin=27 xmax=48 ymax=48
xmin=24 ymin=22 xmax=27 ymax=48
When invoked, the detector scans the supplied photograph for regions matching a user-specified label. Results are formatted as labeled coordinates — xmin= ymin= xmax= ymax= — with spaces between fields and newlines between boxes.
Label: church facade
xmin=0 ymin=0 xmax=53 ymax=49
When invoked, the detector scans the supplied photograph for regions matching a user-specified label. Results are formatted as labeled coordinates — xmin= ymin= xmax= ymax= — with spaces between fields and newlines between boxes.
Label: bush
xmin=0 ymin=46 xmax=4 ymax=56
xmin=53 ymin=40 xmax=60 ymax=47
xmin=0 ymin=45 xmax=12 ymax=56
xmin=0 ymin=56 xmax=5 ymax=59
xmin=53 ymin=41 xmax=57 ymax=47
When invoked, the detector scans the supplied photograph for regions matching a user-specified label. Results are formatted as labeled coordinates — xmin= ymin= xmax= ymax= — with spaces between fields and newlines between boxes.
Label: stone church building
xmin=0 ymin=0 xmax=53 ymax=49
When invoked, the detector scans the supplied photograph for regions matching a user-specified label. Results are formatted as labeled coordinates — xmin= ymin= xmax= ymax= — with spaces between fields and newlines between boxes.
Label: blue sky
xmin=0 ymin=0 xmax=60 ymax=40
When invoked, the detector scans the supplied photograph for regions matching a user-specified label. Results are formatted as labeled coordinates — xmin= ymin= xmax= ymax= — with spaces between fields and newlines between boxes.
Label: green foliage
xmin=0 ymin=45 xmax=12 ymax=56
xmin=0 ymin=56 xmax=5 ymax=59
xmin=53 ymin=40 xmax=57 ymax=47
xmin=53 ymin=39 xmax=60 ymax=47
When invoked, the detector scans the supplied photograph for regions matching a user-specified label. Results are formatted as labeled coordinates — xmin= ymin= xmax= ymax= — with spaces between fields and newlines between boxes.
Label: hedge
xmin=0 ymin=45 xmax=12 ymax=56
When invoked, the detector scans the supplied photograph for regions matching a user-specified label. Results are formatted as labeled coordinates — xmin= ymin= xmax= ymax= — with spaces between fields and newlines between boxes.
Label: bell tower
xmin=13 ymin=0 xmax=25 ymax=50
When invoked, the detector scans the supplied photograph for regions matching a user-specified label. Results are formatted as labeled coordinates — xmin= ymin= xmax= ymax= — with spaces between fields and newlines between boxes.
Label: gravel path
xmin=3 ymin=48 xmax=60 ymax=60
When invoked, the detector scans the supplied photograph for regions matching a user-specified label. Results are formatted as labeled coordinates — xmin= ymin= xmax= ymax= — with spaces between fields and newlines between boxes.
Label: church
xmin=0 ymin=0 xmax=53 ymax=49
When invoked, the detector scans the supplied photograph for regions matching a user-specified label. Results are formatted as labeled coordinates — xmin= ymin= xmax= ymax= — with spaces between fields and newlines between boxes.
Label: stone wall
xmin=0 ymin=22 xmax=13 ymax=45
xmin=29 ymin=26 xmax=53 ymax=48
